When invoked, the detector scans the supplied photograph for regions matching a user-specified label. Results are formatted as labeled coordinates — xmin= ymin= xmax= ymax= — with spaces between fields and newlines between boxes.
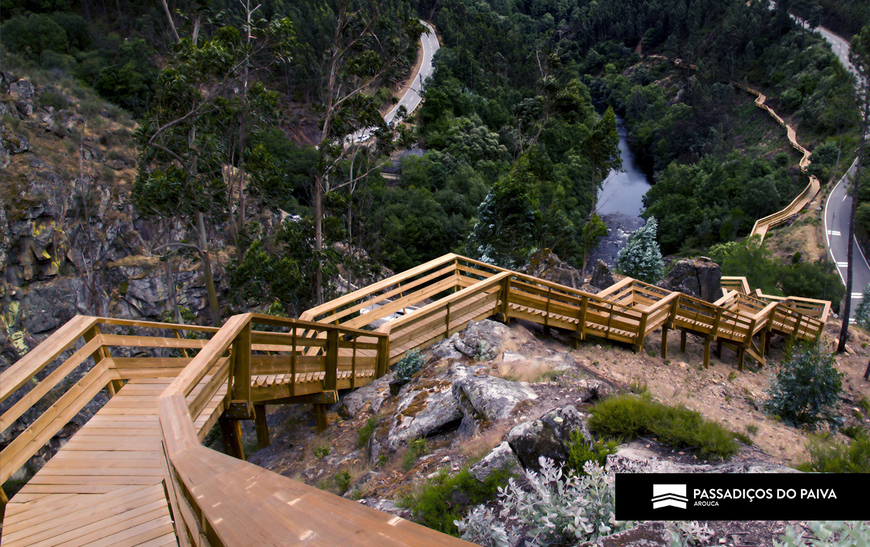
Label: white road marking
xmin=837 ymin=261 xmax=849 ymax=268
xmin=828 ymin=230 xmax=841 ymax=236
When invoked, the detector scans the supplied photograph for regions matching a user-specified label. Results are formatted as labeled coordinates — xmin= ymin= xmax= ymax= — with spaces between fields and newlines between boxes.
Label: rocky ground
xmin=245 ymin=311 xmax=870 ymax=547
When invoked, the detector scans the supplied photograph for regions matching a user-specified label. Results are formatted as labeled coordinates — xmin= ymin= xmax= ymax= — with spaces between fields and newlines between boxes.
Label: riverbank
xmin=588 ymin=213 xmax=645 ymax=268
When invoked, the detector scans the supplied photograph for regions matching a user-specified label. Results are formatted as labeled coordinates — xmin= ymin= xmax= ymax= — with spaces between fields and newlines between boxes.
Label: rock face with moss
xmin=0 ymin=71 xmax=246 ymax=371
xmin=659 ymin=256 xmax=723 ymax=302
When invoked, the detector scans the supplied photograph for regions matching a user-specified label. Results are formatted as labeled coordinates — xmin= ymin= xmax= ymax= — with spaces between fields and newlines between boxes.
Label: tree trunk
xmin=315 ymin=174 xmax=324 ymax=305
xmin=197 ymin=211 xmax=221 ymax=326
xmin=838 ymin=102 xmax=869 ymax=351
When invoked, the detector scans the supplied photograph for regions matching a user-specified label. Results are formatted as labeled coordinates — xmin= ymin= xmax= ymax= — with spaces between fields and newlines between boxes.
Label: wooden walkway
xmin=1 ymin=255 xmax=830 ymax=545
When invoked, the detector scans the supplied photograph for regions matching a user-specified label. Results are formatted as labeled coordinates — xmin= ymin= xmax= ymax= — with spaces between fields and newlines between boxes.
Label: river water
xmin=588 ymin=117 xmax=654 ymax=266
xmin=596 ymin=119 xmax=652 ymax=218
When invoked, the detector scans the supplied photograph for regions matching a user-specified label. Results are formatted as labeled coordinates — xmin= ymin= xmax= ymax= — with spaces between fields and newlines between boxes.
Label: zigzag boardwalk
xmin=0 ymin=255 xmax=829 ymax=545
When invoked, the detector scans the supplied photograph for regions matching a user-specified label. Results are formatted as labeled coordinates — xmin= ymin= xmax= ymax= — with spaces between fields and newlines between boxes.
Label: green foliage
xmin=567 ymin=432 xmax=618 ymax=476
xmin=395 ymin=349 xmax=424 ymax=383
xmin=457 ymin=459 xmax=630 ymax=546
xmin=467 ymin=152 xmax=541 ymax=269
xmin=774 ymin=521 xmax=870 ymax=547
xmin=797 ymin=431 xmax=870 ymax=473
xmin=356 ymin=417 xmax=378 ymax=450
xmin=708 ymin=238 xmax=844 ymax=306
xmin=228 ymin=218 xmax=336 ymax=315
xmin=616 ymin=218 xmax=664 ymax=283
xmin=313 ymin=444 xmax=330 ymax=459
xmin=764 ymin=341 xmax=843 ymax=430
xmin=403 ymin=467 xmax=512 ymax=536
xmin=402 ymin=438 xmax=430 ymax=472
xmin=588 ymin=394 xmax=739 ymax=461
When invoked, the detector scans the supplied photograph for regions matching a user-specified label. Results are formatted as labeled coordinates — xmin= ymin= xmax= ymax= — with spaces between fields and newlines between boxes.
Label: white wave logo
xmin=652 ymin=484 xmax=688 ymax=509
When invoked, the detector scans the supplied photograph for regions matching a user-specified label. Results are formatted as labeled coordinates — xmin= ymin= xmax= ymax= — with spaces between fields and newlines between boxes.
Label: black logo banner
xmin=615 ymin=473 xmax=870 ymax=520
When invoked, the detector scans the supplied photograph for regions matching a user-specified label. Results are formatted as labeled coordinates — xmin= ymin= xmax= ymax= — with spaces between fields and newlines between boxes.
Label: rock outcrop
xmin=658 ymin=256 xmax=723 ymax=302
xmin=519 ymin=249 xmax=583 ymax=289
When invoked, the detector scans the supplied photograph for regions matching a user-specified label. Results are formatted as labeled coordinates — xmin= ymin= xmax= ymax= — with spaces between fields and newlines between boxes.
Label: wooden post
xmin=499 ymin=276 xmax=511 ymax=324
xmin=633 ymin=312 xmax=648 ymax=353
xmin=715 ymin=339 xmax=723 ymax=358
xmin=764 ymin=330 xmax=772 ymax=356
xmin=219 ymin=417 xmax=245 ymax=460
xmin=703 ymin=337 xmax=711 ymax=368
xmin=313 ymin=404 xmax=328 ymax=433
xmin=291 ymin=327 xmax=297 ymax=396
xmin=446 ymin=301 xmax=451 ymax=338
xmin=680 ymin=330 xmax=687 ymax=353
xmin=376 ymin=336 xmax=389 ymax=377
xmin=661 ymin=327 xmax=669 ymax=359
xmin=254 ymin=404 xmax=270 ymax=449
xmin=737 ymin=348 xmax=745 ymax=371
xmin=325 ymin=329 xmax=338 ymax=392
xmin=575 ymin=296 xmax=588 ymax=347
xmin=350 ymin=336 xmax=357 ymax=390
xmin=231 ymin=321 xmax=252 ymax=410
xmin=544 ymin=287 xmax=551 ymax=335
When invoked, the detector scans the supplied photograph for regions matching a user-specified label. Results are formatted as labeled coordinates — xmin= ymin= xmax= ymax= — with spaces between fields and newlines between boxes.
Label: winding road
xmin=817 ymin=25 xmax=869 ymax=319
xmin=350 ymin=21 xmax=439 ymax=143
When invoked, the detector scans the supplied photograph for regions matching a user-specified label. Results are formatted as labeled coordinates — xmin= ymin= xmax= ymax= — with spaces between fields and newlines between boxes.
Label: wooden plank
xmin=1 ymin=364 xmax=109 ymax=485
xmin=0 ymin=315 xmax=99 ymax=404
xmin=0 ymin=337 xmax=103 ymax=432
xmin=99 ymin=334 xmax=209 ymax=350
xmin=300 ymin=254 xmax=459 ymax=321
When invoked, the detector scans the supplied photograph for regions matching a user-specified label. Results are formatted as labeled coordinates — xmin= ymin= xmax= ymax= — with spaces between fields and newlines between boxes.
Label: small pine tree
xmin=616 ymin=218 xmax=664 ymax=283
xmin=853 ymin=283 xmax=870 ymax=329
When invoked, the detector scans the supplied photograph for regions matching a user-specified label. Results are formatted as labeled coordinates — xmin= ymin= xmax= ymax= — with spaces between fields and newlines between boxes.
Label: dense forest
xmin=1 ymin=0 xmax=858 ymax=317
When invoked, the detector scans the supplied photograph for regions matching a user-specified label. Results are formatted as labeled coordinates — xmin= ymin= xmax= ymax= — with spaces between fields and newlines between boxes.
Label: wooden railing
xmin=721 ymin=276 xmax=752 ymax=295
xmin=0 ymin=317 xmax=220 ymax=489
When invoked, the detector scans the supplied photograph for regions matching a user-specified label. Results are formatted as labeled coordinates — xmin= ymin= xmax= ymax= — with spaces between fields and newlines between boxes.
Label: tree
xmin=616 ymin=218 xmax=664 ymax=284
xmin=839 ymin=25 xmax=870 ymax=353
xmin=311 ymin=0 xmax=424 ymax=304
xmin=467 ymin=153 xmax=541 ymax=269
xmin=582 ymin=106 xmax=621 ymax=213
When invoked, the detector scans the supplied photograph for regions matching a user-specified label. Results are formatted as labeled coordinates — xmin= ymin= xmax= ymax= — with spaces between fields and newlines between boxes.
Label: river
xmin=588 ymin=116 xmax=654 ymax=266
xmin=596 ymin=118 xmax=652 ymax=218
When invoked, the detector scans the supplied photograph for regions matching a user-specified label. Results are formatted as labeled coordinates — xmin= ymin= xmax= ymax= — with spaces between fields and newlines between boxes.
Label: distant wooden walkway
xmin=1 ymin=255 xmax=830 ymax=545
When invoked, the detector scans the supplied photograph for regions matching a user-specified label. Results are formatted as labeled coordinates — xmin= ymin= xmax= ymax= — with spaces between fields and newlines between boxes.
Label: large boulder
xmin=589 ymin=260 xmax=616 ymax=291
xmin=453 ymin=370 xmax=538 ymax=423
xmin=469 ymin=441 xmax=522 ymax=482
xmin=383 ymin=373 xmax=464 ymax=452
xmin=519 ymin=249 xmax=583 ymax=289
xmin=658 ymin=257 xmax=723 ymax=302
xmin=339 ymin=373 xmax=395 ymax=418
xmin=506 ymin=405 xmax=592 ymax=471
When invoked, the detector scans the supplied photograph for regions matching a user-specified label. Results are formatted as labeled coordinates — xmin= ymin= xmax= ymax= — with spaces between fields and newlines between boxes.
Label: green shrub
xmin=457 ymin=459 xmax=630 ymax=545
xmin=796 ymin=432 xmax=870 ymax=473
xmin=356 ymin=417 xmax=378 ymax=450
xmin=313 ymin=444 xmax=330 ymax=459
xmin=774 ymin=521 xmax=870 ymax=547
xmin=764 ymin=341 xmax=843 ymax=430
xmin=616 ymin=217 xmax=664 ymax=283
xmin=588 ymin=394 xmax=739 ymax=460
xmin=402 ymin=437 xmax=430 ymax=471
xmin=395 ymin=349 xmax=424 ymax=382
xmin=402 ymin=467 xmax=513 ymax=536
xmin=567 ymin=431 xmax=618 ymax=475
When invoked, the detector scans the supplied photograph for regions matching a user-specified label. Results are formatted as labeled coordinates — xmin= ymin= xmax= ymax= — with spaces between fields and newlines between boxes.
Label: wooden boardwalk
xmin=0 ymin=256 xmax=830 ymax=545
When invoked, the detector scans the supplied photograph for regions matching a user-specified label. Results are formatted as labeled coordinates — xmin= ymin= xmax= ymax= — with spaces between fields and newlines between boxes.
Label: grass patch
xmin=796 ymin=432 xmax=870 ymax=473
xmin=567 ymin=432 xmax=619 ymax=475
xmin=400 ymin=467 xmax=514 ymax=536
xmin=356 ymin=417 xmax=378 ymax=450
xmin=588 ymin=393 xmax=739 ymax=461
xmin=402 ymin=437 xmax=429 ymax=471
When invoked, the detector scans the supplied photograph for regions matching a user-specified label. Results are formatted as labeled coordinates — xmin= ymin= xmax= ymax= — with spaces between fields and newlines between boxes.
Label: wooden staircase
xmin=0 ymin=255 xmax=830 ymax=545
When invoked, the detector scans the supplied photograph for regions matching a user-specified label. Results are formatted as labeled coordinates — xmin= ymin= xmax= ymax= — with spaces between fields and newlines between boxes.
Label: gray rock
xmin=608 ymin=441 xmax=800 ymax=473
xmin=590 ymin=260 xmax=616 ymax=291
xmin=357 ymin=498 xmax=412 ymax=520
xmin=452 ymin=372 xmax=537 ymax=423
xmin=15 ymin=100 xmax=33 ymax=118
xmin=506 ymin=405 xmax=591 ymax=471
xmin=9 ymin=79 xmax=35 ymax=101
xmin=575 ymin=378 xmax=613 ymax=403
xmin=519 ymin=248 xmax=584 ymax=289
xmin=386 ymin=376 xmax=463 ymax=451
xmin=469 ymin=441 xmax=521 ymax=482
xmin=658 ymin=257 xmax=723 ymax=302
xmin=427 ymin=334 xmax=465 ymax=361
xmin=339 ymin=373 xmax=394 ymax=419
xmin=588 ymin=522 xmax=671 ymax=547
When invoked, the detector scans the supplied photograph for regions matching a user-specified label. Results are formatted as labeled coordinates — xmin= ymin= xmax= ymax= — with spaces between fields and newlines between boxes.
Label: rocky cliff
xmin=0 ymin=69 xmax=244 ymax=371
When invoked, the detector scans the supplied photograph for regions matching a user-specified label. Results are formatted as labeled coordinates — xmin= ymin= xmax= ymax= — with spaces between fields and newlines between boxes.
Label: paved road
xmin=349 ymin=21 xmax=439 ymax=143
xmin=817 ymin=25 xmax=869 ymax=318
